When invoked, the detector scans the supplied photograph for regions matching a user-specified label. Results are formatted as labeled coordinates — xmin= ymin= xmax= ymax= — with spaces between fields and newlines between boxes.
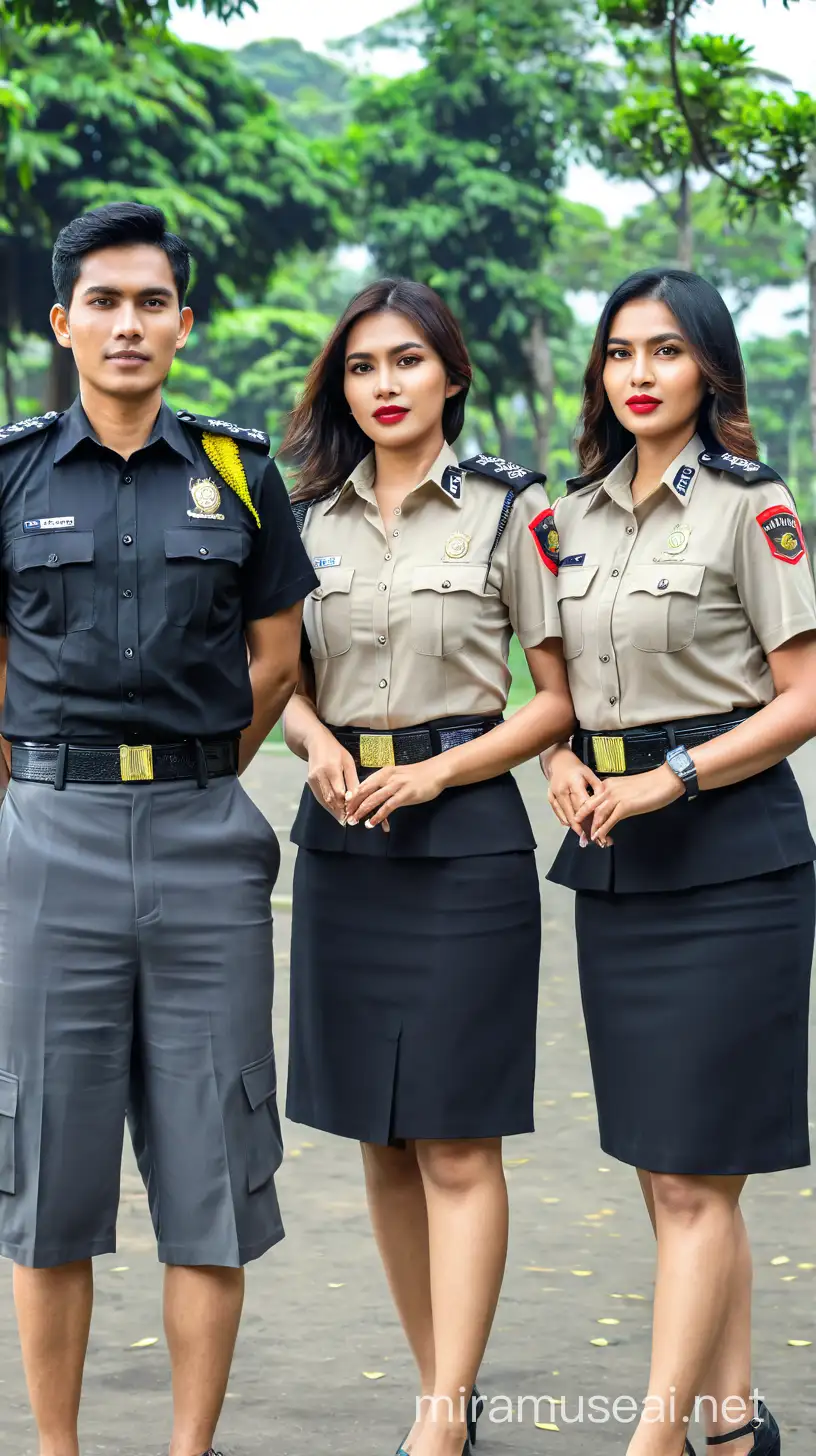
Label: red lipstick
xmin=626 ymin=394 xmax=662 ymax=414
xmin=374 ymin=406 xmax=409 ymax=425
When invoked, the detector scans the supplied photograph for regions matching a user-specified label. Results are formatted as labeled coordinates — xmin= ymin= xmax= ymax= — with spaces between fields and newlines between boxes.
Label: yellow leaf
xmin=110 ymin=1266 xmax=129 ymax=1272
xmin=535 ymin=1423 xmax=560 ymax=1432
xmin=541 ymin=1197 xmax=561 ymax=1204
xmin=781 ymin=1276 xmax=797 ymax=1282
xmin=598 ymin=1166 xmax=611 ymax=1173
xmin=787 ymin=1339 xmax=812 ymax=1347
xmin=797 ymin=1263 xmax=815 ymax=1270
xmin=131 ymin=1337 xmax=158 ymax=1348
xmin=626 ymin=1293 xmax=646 ymax=1300
xmin=598 ymin=1318 xmax=620 ymax=1325
xmin=799 ymin=1188 xmax=813 ymax=1197
xmin=301 ymin=1141 xmax=315 ymax=1149
xmin=590 ymin=1338 xmax=609 ymax=1346
xmin=584 ymin=1213 xmax=603 ymax=1221
xmin=288 ymin=1149 xmax=302 ymax=1158
xmin=504 ymin=1157 xmax=530 ymax=1167
xmin=771 ymin=1256 xmax=790 ymax=1266
xmin=571 ymin=1092 xmax=591 ymax=1099
xmin=599 ymin=1209 xmax=616 ymax=1216
xmin=571 ymin=1270 xmax=593 ymax=1277
xmin=328 ymin=1282 xmax=345 ymax=1288
xmin=362 ymin=1371 xmax=386 ymax=1379
xmin=524 ymin=1266 xmax=555 ymax=1272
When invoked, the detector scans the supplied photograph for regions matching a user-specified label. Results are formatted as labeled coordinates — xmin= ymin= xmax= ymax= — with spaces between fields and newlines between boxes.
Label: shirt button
xmin=124 ymin=647 xmax=134 ymax=659
xmin=123 ymin=589 xmax=133 ymax=599
xmin=122 ymin=534 xmax=133 ymax=545
xmin=384 ymin=552 xmax=392 ymax=561
xmin=127 ymin=691 xmax=135 ymax=701
xmin=47 ymin=552 xmax=59 ymax=564
xmin=379 ymin=679 xmax=388 ymax=689
xmin=199 ymin=547 xmax=209 ymax=557
xmin=393 ymin=529 xmax=400 ymax=538
xmin=441 ymin=580 xmax=451 ymax=589
xmin=611 ymin=568 xmax=620 ymax=578
xmin=609 ymin=696 xmax=617 ymax=705
xmin=600 ymin=654 xmax=610 ymax=663
xmin=378 ymin=635 xmax=387 ymax=645
xmin=123 ymin=474 xmax=132 ymax=485
xmin=393 ymin=507 xmax=401 ymax=516
xmin=626 ymin=526 xmax=635 ymax=535
xmin=378 ymin=582 xmax=387 ymax=592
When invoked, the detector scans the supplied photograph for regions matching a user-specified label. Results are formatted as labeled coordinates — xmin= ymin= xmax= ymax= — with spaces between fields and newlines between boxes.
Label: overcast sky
xmin=170 ymin=0 xmax=816 ymax=335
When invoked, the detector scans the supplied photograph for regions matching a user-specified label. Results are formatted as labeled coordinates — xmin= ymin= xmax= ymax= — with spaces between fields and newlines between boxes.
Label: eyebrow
xmin=607 ymin=332 xmax=686 ymax=346
xmin=81 ymin=285 xmax=175 ymax=299
xmin=346 ymin=340 xmax=426 ymax=361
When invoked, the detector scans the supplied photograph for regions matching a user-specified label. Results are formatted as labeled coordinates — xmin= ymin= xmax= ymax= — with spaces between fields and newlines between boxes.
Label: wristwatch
xmin=665 ymin=745 xmax=699 ymax=801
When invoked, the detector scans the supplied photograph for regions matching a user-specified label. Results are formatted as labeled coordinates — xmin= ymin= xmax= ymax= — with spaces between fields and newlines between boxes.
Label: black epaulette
xmin=698 ymin=449 xmax=782 ymax=485
xmin=0 ymin=412 xmax=62 ymax=449
xmin=459 ymin=454 xmax=546 ymax=494
xmin=176 ymin=411 xmax=270 ymax=452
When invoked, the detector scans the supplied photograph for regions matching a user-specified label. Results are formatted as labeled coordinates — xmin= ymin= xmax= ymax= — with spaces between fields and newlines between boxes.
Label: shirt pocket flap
xmin=311 ymin=567 xmax=355 ymax=600
xmin=555 ymin=563 xmax=598 ymax=601
xmin=241 ymin=1048 xmax=277 ymax=1110
xmin=626 ymin=563 xmax=705 ymax=598
xmin=411 ymin=565 xmax=486 ymax=596
xmin=0 ymin=1070 xmax=19 ymax=1119
xmin=13 ymin=530 xmax=94 ymax=571
xmin=164 ymin=527 xmax=245 ymax=563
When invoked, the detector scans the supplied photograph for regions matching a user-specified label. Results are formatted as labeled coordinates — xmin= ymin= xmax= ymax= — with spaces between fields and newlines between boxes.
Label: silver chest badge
xmin=654 ymin=524 xmax=691 ymax=561
xmin=444 ymin=532 xmax=471 ymax=561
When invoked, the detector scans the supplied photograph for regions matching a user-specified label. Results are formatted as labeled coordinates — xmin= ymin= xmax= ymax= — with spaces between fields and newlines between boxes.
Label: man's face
xmin=50 ymin=244 xmax=194 ymax=398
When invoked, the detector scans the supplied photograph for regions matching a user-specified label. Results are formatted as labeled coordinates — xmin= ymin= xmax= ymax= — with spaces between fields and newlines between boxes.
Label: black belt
xmin=327 ymin=716 xmax=501 ymax=770
xmin=10 ymin=739 xmax=239 ymax=789
xmin=573 ymin=710 xmax=756 ymax=776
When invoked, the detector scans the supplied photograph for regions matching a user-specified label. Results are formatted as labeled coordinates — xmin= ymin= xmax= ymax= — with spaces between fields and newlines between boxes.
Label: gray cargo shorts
xmin=0 ymin=773 xmax=285 ymax=1269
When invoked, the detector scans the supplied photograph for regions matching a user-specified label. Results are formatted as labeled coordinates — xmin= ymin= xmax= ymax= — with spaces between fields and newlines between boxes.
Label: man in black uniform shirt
xmin=0 ymin=202 xmax=318 ymax=1456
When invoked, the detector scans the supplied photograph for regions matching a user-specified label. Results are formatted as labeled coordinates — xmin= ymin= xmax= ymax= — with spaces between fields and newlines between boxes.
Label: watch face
xmin=668 ymin=747 xmax=693 ymax=774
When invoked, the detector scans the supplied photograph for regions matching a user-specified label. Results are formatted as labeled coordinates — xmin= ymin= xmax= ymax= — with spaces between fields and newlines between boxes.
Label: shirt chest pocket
xmin=11 ymin=530 xmax=96 ymax=635
xmin=303 ymin=568 xmax=355 ymax=659
xmin=623 ymin=563 xmax=705 ymax=653
xmin=410 ymin=565 xmax=488 ymax=658
xmin=555 ymin=564 xmax=598 ymax=660
xmin=165 ymin=528 xmax=246 ymax=630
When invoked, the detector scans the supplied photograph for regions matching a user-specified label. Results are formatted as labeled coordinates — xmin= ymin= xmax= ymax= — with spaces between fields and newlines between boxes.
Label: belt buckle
xmin=119 ymin=744 xmax=154 ymax=782
xmin=591 ymin=735 xmax=627 ymax=775
xmin=359 ymin=733 xmax=396 ymax=769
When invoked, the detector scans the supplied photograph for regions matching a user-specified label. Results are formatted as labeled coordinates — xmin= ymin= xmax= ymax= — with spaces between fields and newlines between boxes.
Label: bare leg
xmin=627 ymin=1174 xmax=746 ymax=1456
xmin=636 ymin=1171 xmax=755 ymax=1454
xmin=164 ymin=1264 xmax=245 ymax=1456
xmin=413 ymin=1138 xmax=508 ymax=1456
xmin=13 ymin=1260 xmax=93 ymax=1456
xmin=362 ymin=1141 xmax=435 ymax=1452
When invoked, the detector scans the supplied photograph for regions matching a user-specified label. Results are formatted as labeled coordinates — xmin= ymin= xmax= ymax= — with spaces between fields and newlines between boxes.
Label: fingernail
xmin=579 ymin=832 xmax=588 ymax=848
xmin=347 ymin=817 xmax=357 ymax=826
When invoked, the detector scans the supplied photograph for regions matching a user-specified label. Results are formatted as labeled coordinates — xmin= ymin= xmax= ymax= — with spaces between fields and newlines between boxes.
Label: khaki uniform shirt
xmin=552 ymin=433 xmax=816 ymax=732
xmin=300 ymin=443 xmax=561 ymax=730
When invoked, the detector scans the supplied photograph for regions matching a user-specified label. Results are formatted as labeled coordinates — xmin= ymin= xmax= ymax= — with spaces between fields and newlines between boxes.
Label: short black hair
xmin=52 ymin=201 xmax=191 ymax=309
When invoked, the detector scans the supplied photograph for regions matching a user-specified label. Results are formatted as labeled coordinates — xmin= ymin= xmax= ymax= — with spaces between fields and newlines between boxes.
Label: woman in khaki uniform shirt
xmin=544 ymin=268 xmax=816 ymax=1456
xmin=280 ymin=279 xmax=573 ymax=1456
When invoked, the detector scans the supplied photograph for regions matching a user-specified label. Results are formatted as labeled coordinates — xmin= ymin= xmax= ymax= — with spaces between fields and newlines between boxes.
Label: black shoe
xmin=686 ymin=1440 xmax=698 ymax=1456
xmin=706 ymin=1402 xmax=779 ymax=1455
xmin=467 ymin=1386 xmax=485 ymax=1447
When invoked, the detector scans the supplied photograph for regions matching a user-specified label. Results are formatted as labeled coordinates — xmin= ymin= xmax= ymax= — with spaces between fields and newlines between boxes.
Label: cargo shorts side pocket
xmin=0 ymin=1071 xmax=19 ymax=1195
xmin=241 ymin=1049 xmax=283 ymax=1193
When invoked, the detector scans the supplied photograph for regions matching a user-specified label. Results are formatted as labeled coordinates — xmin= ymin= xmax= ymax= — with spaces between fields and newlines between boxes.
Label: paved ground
xmin=0 ymin=747 xmax=814 ymax=1455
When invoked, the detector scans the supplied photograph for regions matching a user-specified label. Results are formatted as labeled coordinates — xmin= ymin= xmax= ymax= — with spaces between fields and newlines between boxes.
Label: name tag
xmin=24 ymin=516 xmax=75 ymax=532
xmin=313 ymin=555 xmax=342 ymax=568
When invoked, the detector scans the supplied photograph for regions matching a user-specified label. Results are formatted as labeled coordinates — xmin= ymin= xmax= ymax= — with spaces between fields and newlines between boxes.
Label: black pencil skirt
xmin=575 ymin=863 xmax=816 ymax=1175
xmin=286 ymin=848 xmax=541 ymax=1144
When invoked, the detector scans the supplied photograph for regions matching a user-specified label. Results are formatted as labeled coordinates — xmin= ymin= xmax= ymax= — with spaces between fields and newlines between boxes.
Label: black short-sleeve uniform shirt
xmin=0 ymin=399 xmax=318 ymax=744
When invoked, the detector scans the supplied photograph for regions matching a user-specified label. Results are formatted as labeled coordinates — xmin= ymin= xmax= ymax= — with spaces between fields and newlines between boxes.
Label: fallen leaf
xmin=571 ymin=1270 xmax=593 ymax=1277
xmin=797 ymin=1263 xmax=815 ymax=1270
xmin=535 ymin=1423 xmax=560 ymax=1432
xmin=799 ymin=1189 xmax=813 ymax=1197
xmin=301 ymin=1141 xmax=315 ymax=1149
xmin=504 ymin=1157 xmax=530 ymax=1167
xmin=787 ymin=1340 xmax=812 ymax=1348
xmin=524 ymin=1266 xmax=555 ymax=1272
xmin=626 ymin=1293 xmax=646 ymax=1300
xmin=362 ymin=1371 xmax=386 ymax=1379
xmin=598 ymin=1167 xmax=611 ymax=1173
xmin=328 ymin=1282 xmax=345 ymax=1288
xmin=584 ymin=1213 xmax=603 ymax=1221
xmin=571 ymin=1092 xmax=591 ymax=1099
xmin=597 ymin=1318 xmax=620 ymax=1325
xmin=110 ymin=1266 xmax=129 ymax=1273
xmin=599 ymin=1209 xmax=616 ymax=1216
xmin=288 ymin=1149 xmax=303 ymax=1158
xmin=131 ymin=1337 xmax=158 ymax=1348
xmin=781 ymin=1276 xmax=797 ymax=1282
xmin=590 ymin=1338 xmax=609 ymax=1346
xmin=771 ymin=1256 xmax=790 ymax=1266
xmin=541 ymin=1197 xmax=561 ymax=1204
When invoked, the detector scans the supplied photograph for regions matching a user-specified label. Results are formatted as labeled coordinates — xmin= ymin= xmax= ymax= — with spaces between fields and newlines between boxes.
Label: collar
xmin=53 ymin=397 xmax=195 ymax=465
xmin=324 ymin=441 xmax=464 ymax=513
xmin=585 ymin=433 xmax=705 ymax=514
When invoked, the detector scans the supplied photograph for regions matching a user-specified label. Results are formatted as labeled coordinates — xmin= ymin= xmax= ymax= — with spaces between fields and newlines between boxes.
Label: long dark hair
xmin=572 ymin=268 xmax=758 ymax=491
xmin=280 ymin=278 xmax=473 ymax=503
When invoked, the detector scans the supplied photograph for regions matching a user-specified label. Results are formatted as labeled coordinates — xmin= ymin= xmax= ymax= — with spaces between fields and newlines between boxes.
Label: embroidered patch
xmin=23 ymin=516 xmax=74 ymax=532
xmin=529 ymin=508 xmax=559 ymax=575
xmin=313 ymin=555 xmax=342 ymax=569
xmin=559 ymin=552 xmax=586 ymax=568
xmin=673 ymin=465 xmax=695 ymax=496
xmin=441 ymin=466 xmax=463 ymax=500
xmin=756 ymin=506 xmax=806 ymax=564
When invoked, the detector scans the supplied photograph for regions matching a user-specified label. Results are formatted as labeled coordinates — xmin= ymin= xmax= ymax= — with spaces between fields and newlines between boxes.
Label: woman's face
xmin=602 ymin=297 xmax=707 ymax=444
xmin=344 ymin=309 xmax=460 ymax=449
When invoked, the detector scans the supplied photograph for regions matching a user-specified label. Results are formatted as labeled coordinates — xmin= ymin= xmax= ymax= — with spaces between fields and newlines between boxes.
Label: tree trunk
xmin=46 ymin=341 xmax=78 ymax=413
xmin=676 ymin=171 xmax=694 ymax=270
xmin=521 ymin=314 xmax=554 ymax=474
xmin=487 ymin=389 xmax=511 ymax=458
xmin=808 ymin=153 xmax=816 ymax=459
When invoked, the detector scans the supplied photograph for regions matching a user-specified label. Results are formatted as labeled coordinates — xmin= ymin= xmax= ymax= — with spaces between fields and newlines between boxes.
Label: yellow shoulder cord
xmin=201 ymin=432 xmax=261 ymax=529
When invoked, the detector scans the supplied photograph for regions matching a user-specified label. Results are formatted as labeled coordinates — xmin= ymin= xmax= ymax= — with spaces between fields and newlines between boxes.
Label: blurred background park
xmin=2 ymin=0 xmax=816 ymax=715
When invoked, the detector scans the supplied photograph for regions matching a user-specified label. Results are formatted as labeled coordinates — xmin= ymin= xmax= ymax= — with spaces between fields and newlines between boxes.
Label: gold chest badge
xmin=444 ymin=532 xmax=471 ymax=561
xmin=654 ymin=524 xmax=691 ymax=561
xmin=190 ymin=478 xmax=222 ymax=514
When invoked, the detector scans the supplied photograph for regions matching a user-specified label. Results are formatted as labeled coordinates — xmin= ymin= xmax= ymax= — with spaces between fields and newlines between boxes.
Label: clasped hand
xmin=546 ymin=747 xmax=683 ymax=847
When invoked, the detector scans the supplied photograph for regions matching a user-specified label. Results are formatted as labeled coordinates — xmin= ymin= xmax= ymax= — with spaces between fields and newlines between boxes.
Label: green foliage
xmin=743 ymin=332 xmax=815 ymax=507
xmin=235 ymin=38 xmax=351 ymax=139
xmin=0 ymin=0 xmax=256 ymax=37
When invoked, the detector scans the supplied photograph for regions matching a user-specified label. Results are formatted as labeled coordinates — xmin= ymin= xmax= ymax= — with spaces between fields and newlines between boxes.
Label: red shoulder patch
xmin=756 ymin=505 xmax=806 ymax=565
xmin=529 ymin=507 xmax=559 ymax=576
